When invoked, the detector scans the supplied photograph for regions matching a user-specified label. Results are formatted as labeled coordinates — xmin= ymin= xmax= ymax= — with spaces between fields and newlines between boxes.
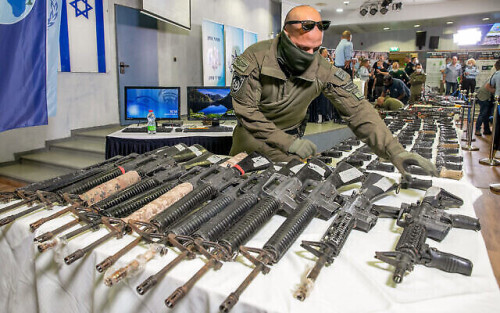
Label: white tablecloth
xmin=1 ymin=176 xmax=499 ymax=313
xmin=108 ymin=123 xmax=236 ymax=140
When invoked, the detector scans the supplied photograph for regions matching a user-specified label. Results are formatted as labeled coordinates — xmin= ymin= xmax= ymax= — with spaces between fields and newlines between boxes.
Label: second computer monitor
xmin=187 ymin=86 xmax=235 ymax=120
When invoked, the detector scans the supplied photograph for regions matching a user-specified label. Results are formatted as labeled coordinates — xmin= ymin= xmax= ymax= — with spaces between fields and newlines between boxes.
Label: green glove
xmin=391 ymin=151 xmax=439 ymax=178
xmin=288 ymin=139 xmax=317 ymax=159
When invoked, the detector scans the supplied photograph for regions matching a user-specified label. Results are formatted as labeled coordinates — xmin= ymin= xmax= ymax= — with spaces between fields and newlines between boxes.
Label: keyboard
xmin=183 ymin=126 xmax=233 ymax=133
xmin=122 ymin=126 xmax=173 ymax=133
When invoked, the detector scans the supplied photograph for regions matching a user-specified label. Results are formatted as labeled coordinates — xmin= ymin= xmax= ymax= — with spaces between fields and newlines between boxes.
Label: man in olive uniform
xmin=375 ymin=96 xmax=404 ymax=111
xmin=409 ymin=63 xmax=426 ymax=103
xmin=229 ymin=5 xmax=437 ymax=178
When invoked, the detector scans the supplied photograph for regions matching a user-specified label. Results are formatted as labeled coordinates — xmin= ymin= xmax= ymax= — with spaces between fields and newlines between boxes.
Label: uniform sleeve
xmin=322 ymin=67 xmax=405 ymax=159
xmin=230 ymin=54 xmax=296 ymax=152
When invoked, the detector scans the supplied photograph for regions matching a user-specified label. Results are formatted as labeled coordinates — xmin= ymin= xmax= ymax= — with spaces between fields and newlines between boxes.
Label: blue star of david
xmin=69 ymin=0 xmax=93 ymax=19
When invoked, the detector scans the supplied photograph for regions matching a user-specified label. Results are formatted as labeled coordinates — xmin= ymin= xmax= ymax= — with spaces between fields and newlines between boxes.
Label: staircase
xmin=0 ymin=125 xmax=123 ymax=183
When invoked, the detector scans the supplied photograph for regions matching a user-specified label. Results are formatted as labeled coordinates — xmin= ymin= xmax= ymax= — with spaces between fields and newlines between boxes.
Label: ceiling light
xmin=414 ymin=24 xmax=420 ymax=28
xmin=383 ymin=27 xmax=390 ymax=30
xmin=482 ymin=17 xmax=490 ymax=21
xmin=360 ymin=6 xmax=368 ymax=16
xmin=336 ymin=8 xmax=344 ymax=12
xmin=380 ymin=6 xmax=388 ymax=14
xmin=343 ymin=1 xmax=350 ymax=5
xmin=447 ymin=21 xmax=454 ymax=25
xmin=392 ymin=2 xmax=402 ymax=10
xmin=370 ymin=4 xmax=378 ymax=15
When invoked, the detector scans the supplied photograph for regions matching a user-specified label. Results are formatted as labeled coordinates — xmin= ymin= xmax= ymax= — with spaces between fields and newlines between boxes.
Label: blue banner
xmin=0 ymin=0 xmax=48 ymax=132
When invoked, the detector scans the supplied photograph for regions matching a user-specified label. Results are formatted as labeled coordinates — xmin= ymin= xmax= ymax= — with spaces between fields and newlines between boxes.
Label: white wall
xmin=0 ymin=0 xmax=274 ymax=162
xmin=157 ymin=0 xmax=274 ymax=114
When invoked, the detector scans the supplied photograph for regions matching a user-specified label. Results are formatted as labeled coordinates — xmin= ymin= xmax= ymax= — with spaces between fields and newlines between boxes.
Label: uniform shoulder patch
xmin=231 ymin=75 xmax=246 ymax=94
xmin=334 ymin=68 xmax=349 ymax=81
xmin=233 ymin=56 xmax=250 ymax=74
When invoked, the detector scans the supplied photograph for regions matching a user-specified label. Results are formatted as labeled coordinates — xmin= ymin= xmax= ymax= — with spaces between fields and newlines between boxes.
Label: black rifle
xmin=294 ymin=172 xmax=398 ymax=301
xmin=163 ymin=159 xmax=332 ymax=308
xmin=218 ymin=162 xmax=366 ymax=313
xmin=374 ymin=187 xmax=479 ymax=283
xmin=63 ymin=152 xmax=271 ymax=265
xmin=34 ymin=151 xmax=225 ymax=245
xmin=130 ymin=167 xmax=282 ymax=293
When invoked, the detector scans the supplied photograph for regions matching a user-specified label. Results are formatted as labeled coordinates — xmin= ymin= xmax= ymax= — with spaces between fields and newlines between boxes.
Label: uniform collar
xmin=261 ymin=34 xmax=318 ymax=82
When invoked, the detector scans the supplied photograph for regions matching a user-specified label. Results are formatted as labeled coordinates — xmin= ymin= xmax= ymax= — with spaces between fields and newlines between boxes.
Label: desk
xmin=1 ymin=175 xmax=499 ymax=313
xmin=105 ymin=125 xmax=235 ymax=159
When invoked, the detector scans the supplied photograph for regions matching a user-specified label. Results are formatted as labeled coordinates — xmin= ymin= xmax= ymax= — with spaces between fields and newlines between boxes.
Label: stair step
xmin=74 ymin=125 xmax=123 ymax=139
xmin=20 ymin=150 xmax=105 ymax=170
xmin=0 ymin=163 xmax=73 ymax=183
xmin=49 ymin=137 xmax=106 ymax=155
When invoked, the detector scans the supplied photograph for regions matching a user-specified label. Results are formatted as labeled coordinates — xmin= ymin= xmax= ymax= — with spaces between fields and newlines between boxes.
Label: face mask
xmin=277 ymin=31 xmax=317 ymax=76
xmin=416 ymin=69 xmax=422 ymax=73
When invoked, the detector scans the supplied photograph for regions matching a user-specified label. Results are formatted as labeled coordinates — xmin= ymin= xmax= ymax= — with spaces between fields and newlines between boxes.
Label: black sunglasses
xmin=284 ymin=20 xmax=331 ymax=32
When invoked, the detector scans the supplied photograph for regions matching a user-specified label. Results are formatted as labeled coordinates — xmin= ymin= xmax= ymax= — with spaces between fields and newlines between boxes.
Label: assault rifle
xmin=35 ymin=151 xmax=226 ymax=249
xmin=218 ymin=162 xmax=366 ymax=312
xmin=163 ymin=159 xmax=332 ymax=308
xmin=62 ymin=152 xmax=263 ymax=265
xmin=293 ymin=172 xmax=398 ymax=301
xmin=375 ymin=186 xmax=480 ymax=283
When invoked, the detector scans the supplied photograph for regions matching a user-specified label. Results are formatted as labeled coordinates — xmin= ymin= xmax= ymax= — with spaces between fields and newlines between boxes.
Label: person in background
xmin=405 ymin=56 xmax=418 ymax=76
xmin=476 ymin=59 xmax=500 ymax=136
xmin=358 ymin=58 xmax=371 ymax=98
xmin=319 ymin=47 xmax=333 ymax=63
xmin=462 ymin=58 xmax=479 ymax=95
xmin=409 ymin=63 xmax=426 ymax=103
xmin=390 ymin=61 xmax=410 ymax=86
xmin=381 ymin=74 xmax=410 ymax=105
xmin=334 ymin=30 xmax=354 ymax=78
xmin=440 ymin=57 xmax=451 ymax=95
xmin=375 ymin=96 xmax=404 ymax=111
xmin=444 ymin=56 xmax=462 ymax=95
xmin=372 ymin=56 xmax=390 ymax=100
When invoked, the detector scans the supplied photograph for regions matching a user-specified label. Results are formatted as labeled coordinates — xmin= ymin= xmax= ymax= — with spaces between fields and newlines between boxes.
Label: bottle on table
xmin=147 ymin=110 xmax=156 ymax=134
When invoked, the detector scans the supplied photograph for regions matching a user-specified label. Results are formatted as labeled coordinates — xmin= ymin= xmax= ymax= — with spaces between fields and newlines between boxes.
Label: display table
xmin=105 ymin=124 xmax=236 ymax=159
xmin=1 ymin=175 xmax=499 ymax=313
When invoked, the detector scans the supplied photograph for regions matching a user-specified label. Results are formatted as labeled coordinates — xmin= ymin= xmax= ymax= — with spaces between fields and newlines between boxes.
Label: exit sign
xmin=390 ymin=47 xmax=400 ymax=52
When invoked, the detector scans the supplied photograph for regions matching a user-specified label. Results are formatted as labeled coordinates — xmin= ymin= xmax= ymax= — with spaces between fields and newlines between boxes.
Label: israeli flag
xmin=59 ymin=0 xmax=106 ymax=73
xmin=0 ymin=0 xmax=49 ymax=132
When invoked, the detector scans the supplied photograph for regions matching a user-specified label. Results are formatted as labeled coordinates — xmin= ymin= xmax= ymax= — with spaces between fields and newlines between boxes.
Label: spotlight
xmin=360 ymin=6 xmax=368 ymax=16
xmin=392 ymin=2 xmax=402 ymax=10
xmin=380 ymin=6 xmax=388 ymax=14
xmin=370 ymin=3 xmax=378 ymax=15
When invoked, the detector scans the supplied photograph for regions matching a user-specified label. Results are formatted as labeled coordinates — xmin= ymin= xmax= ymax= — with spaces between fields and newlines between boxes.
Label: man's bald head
xmin=283 ymin=5 xmax=324 ymax=54
xmin=284 ymin=5 xmax=320 ymax=24
xmin=341 ymin=30 xmax=351 ymax=39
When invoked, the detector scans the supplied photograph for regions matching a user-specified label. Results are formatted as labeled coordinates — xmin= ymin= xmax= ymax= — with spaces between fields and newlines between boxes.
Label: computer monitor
xmin=187 ymin=86 xmax=235 ymax=120
xmin=125 ymin=86 xmax=181 ymax=120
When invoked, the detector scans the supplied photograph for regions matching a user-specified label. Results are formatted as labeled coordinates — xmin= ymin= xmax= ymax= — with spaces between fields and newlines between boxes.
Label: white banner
xmin=59 ymin=0 xmax=106 ymax=73
xmin=202 ymin=20 xmax=225 ymax=86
